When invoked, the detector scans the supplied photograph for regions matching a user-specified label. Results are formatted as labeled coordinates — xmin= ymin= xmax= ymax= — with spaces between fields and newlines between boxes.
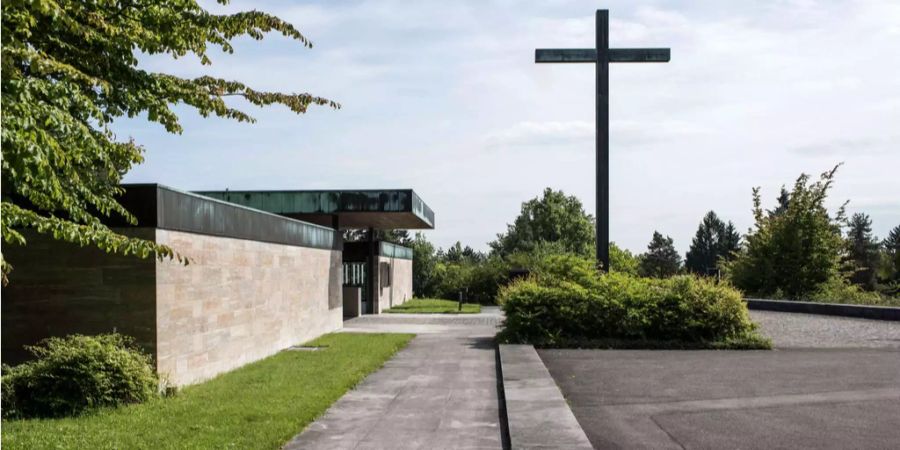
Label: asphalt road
xmin=539 ymin=311 xmax=900 ymax=449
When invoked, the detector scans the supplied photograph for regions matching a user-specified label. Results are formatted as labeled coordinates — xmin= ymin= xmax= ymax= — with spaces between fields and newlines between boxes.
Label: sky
xmin=121 ymin=0 xmax=900 ymax=255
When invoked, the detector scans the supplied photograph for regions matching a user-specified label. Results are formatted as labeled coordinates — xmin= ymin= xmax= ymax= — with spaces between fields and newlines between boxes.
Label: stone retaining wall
xmin=2 ymin=228 xmax=343 ymax=386
xmin=155 ymin=230 xmax=342 ymax=385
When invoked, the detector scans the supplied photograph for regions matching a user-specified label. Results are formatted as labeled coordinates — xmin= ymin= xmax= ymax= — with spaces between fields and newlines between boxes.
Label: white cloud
xmin=484 ymin=121 xmax=593 ymax=148
xmin=122 ymin=0 xmax=900 ymax=254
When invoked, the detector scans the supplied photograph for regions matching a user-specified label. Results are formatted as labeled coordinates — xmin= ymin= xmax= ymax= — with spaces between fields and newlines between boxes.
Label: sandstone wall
xmin=155 ymin=229 xmax=343 ymax=385
xmin=375 ymin=256 xmax=413 ymax=313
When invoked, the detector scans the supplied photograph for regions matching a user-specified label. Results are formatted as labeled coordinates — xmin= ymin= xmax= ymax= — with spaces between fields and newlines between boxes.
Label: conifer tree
xmin=845 ymin=213 xmax=880 ymax=290
xmin=639 ymin=231 xmax=681 ymax=278
xmin=883 ymin=225 xmax=900 ymax=286
xmin=685 ymin=211 xmax=741 ymax=275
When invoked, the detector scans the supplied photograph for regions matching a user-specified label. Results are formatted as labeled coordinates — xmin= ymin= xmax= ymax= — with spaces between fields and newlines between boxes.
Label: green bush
xmin=498 ymin=255 xmax=767 ymax=348
xmin=2 ymin=333 xmax=159 ymax=419
xmin=807 ymin=278 xmax=899 ymax=306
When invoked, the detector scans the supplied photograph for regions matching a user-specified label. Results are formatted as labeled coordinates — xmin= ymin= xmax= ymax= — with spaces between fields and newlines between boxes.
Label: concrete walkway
xmin=284 ymin=307 xmax=506 ymax=450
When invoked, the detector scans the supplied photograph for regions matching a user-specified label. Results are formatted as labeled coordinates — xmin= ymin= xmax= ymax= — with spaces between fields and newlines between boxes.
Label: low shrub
xmin=498 ymin=255 xmax=769 ymax=348
xmin=804 ymin=277 xmax=899 ymax=306
xmin=756 ymin=277 xmax=900 ymax=306
xmin=2 ymin=333 xmax=159 ymax=419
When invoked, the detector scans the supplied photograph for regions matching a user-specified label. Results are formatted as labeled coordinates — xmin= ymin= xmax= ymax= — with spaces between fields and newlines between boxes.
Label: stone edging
xmin=498 ymin=344 xmax=593 ymax=449
xmin=746 ymin=298 xmax=900 ymax=321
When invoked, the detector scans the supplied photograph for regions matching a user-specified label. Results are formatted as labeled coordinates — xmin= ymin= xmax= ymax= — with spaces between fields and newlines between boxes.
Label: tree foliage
xmin=882 ymin=225 xmax=900 ymax=290
xmin=685 ymin=211 xmax=741 ymax=275
xmin=443 ymin=241 xmax=484 ymax=264
xmin=729 ymin=165 xmax=847 ymax=299
xmin=410 ymin=232 xmax=437 ymax=297
xmin=845 ymin=213 xmax=881 ymax=291
xmin=1 ymin=0 xmax=338 ymax=282
xmin=490 ymin=188 xmax=595 ymax=259
xmin=639 ymin=231 xmax=681 ymax=278
xmin=609 ymin=242 xmax=640 ymax=276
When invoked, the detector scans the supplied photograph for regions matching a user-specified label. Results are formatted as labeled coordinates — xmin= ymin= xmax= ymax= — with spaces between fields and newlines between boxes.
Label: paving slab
xmin=539 ymin=311 xmax=900 ymax=449
xmin=284 ymin=308 xmax=505 ymax=450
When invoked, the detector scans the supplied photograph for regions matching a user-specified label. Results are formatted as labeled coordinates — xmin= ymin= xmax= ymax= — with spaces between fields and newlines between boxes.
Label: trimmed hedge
xmin=497 ymin=254 xmax=770 ymax=348
xmin=2 ymin=334 xmax=159 ymax=419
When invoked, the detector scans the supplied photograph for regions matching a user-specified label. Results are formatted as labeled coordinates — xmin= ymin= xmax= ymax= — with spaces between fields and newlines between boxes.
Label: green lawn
xmin=2 ymin=333 xmax=413 ymax=450
xmin=384 ymin=298 xmax=481 ymax=314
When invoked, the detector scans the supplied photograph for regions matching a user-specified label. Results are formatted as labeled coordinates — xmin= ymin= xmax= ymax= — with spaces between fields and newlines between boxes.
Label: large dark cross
xmin=536 ymin=9 xmax=670 ymax=271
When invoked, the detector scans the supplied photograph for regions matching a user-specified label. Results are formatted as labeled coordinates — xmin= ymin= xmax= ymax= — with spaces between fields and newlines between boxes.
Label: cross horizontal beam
xmin=535 ymin=48 xmax=671 ymax=63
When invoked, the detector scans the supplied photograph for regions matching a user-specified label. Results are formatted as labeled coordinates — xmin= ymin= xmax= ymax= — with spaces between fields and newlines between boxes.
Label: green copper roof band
xmin=379 ymin=241 xmax=413 ymax=260
xmin=119 ymin=184 xmax=339 ymax=251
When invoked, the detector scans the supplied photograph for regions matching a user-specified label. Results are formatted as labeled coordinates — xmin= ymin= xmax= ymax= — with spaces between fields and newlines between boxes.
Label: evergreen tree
xmin=461 ymin=246 xmax=486 ymax=263
xmin=639 ymin=231 xmax=682 ymax=278
xmin=768 ymin=187 xmax=791 ymax=217
xmin=721 ymin=222 xmax=742 ymax=257
xmin=445 ymin=242 xmax=466 ymax=263
xmin=443 ymin=242 xmax=485 ymax=264
xmin=685 ymin=211 xmax=742 ymax=275
xmin=883 ymin=225 xmax=900 ymax=286
xmin=845 ymin=213 xmax=880 ymax=291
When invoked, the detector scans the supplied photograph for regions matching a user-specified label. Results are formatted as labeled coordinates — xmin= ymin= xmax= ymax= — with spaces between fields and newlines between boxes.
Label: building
xmin=2 ymin=184 xmax=434 ymax=386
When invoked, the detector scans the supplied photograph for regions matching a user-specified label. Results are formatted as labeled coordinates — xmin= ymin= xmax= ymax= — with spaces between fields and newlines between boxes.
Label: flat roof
xmin=110 ymin=184 xmax=340 ymax=250
xmin=195 ymin=189 xmax=435 ymax=230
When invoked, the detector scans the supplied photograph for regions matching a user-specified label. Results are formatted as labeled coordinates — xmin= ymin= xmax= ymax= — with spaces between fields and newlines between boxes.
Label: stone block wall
xmin=2 ymin=229 xmax=158 ymax=364
xmin=155 ymin=230 xmax=342 ymax=385
xmin=375 ymin=256 xmax=413 ymax=313
xmin=2 ymin=228 xmax=343 ymax=386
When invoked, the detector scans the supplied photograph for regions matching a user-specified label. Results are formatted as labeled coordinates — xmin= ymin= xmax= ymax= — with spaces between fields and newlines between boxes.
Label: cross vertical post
xmin=535 ymin=9 xmax=670 ymax=272
xmin=596 ymin=9 xmax=609 ymax=271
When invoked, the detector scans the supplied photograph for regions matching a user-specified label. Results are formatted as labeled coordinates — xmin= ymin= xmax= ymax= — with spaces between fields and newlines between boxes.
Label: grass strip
xmin=384 ymin=298 xmax=481 ymax=314
xmin=2 ymin=332 xmax=414 ymax=449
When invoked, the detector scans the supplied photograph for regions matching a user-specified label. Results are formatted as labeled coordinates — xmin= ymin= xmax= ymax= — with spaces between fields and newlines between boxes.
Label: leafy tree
xmin=639 ymin=231 xmax=681 ymax=278
xmin=845 ymin=213 xmax=880 ymax=291
xmin=490 ymin=188 xmax=594 ymax=258
xmin=410 ymin=232 xmax=437 ymax=297
xmin=609 ymin=242 xmax=640 ymax=276
xmin=685 ymin=211 xmax=741 ymax=275
xmin=1 ymin=0 xmax=338 ymax=282
xmin=729 ymin=166 xmax=847 ymax=299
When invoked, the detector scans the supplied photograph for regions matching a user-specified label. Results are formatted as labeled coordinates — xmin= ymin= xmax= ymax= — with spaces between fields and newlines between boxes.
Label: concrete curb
xmin=746 ymin=298 xmax=900 ymax=321
xmin=498 ymin=344 xmax=593 ymax=449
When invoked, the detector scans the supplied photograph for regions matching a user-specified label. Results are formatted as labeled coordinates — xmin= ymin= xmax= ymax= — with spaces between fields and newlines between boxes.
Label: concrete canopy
xmin=195 ymin=189 xmax=435 ymax=230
